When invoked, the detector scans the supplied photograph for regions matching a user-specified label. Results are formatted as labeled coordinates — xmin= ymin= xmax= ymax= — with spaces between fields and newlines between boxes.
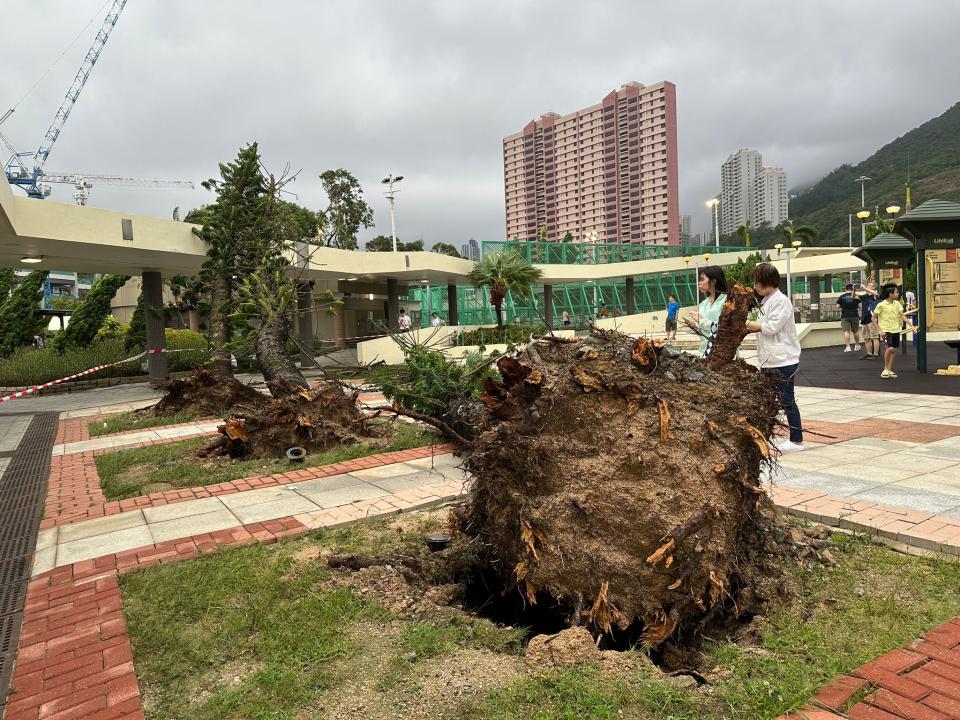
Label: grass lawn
xmin=88 ymin=410 xmax=202 ymax=437
xmin=95 ymin=422 xmax=441 ymax=501
xmin=120 ymin=517 xmax=960 ymax=720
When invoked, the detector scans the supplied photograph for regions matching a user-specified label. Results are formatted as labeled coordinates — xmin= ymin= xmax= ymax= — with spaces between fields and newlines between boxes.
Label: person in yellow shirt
xmin=871 ymin=284 xmax=917 ymax=379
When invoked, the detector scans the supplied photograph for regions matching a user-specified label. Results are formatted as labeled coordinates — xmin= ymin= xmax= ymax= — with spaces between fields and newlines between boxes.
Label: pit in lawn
xmin=95 ymin=421 xmax=442 ymax=501
xmin=119 ymin=508 xmax=960 ymax=720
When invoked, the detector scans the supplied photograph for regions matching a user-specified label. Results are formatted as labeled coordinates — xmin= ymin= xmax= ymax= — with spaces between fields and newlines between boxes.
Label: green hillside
xmin=791 ymin=101 xmax=960 ymax=244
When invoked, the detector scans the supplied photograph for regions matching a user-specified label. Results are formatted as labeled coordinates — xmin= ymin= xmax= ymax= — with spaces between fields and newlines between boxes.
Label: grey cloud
xmin=1 ymin=0 xmax=958 ymax=244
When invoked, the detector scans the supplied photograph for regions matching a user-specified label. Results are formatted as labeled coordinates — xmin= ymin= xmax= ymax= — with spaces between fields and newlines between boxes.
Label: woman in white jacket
xmin=744 ymin=263 xmax=804 ymax=453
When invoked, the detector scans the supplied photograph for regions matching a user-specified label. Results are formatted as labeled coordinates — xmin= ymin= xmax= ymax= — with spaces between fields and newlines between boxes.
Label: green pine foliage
xmin=724 ymin=253 xmax=762 ymax=288
xmin=125 ymin=293 xmax=146 ymax=351
xmin=0 ymin=267 xmax=15 ymax=301
xmin=51 ymin=274 xmax=130 ymax=352
xmin=792 ymin=101 xmax=960 ymax=243
xmin=0 ymin=270 xmax=48 ymax=357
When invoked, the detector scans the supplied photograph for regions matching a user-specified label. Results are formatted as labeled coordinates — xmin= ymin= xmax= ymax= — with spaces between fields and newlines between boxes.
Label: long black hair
xmin=699 ymin=266 xmax=728 ymax=298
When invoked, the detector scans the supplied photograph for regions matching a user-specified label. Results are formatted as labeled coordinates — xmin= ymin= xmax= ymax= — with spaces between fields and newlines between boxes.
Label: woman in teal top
xmin=684 ymin=266 xmax=729 ymax=357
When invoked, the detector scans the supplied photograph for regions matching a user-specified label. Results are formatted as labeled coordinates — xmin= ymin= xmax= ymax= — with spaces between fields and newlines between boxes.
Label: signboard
xmin=916 ymin=233 xmax=960 ymax=250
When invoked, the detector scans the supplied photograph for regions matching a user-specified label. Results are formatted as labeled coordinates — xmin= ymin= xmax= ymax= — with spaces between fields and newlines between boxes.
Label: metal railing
xmin=482 ymin=240 xmax=748 ymax=265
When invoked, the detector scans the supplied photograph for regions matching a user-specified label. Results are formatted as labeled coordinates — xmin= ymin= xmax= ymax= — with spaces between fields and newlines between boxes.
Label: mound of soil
xmin=153 ymin=367 xmax=266 ymax=416
xmin=459 ymin=327 xmax=789 ymax=649
xmin=198 ymin=379 xmax=376 ymax=459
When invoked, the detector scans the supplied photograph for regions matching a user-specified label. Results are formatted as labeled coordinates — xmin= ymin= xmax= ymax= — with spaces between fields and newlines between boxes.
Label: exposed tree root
xmin=152 ymin=366 xmax=267 ymax=416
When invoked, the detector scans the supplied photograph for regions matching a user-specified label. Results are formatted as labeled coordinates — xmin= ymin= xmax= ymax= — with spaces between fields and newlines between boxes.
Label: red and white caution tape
xmin=0 ymin=350 xmax=147 ymax=404
xmin=0 ymin=348 xmax=204 ymax=404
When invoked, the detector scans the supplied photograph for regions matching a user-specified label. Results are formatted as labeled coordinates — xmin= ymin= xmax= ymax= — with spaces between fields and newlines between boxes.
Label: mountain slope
xmin=791 ymin=101 xmax=960 ymax=243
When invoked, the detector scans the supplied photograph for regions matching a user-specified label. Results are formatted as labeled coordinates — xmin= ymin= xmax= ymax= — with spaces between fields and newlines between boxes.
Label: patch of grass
xmin=121 ymin=539 xmax=386 ymax=720
xmin=96 ymin=422 xmax=441 ymax=501
xmin=88 ymin=410 xmax=200 ymax=437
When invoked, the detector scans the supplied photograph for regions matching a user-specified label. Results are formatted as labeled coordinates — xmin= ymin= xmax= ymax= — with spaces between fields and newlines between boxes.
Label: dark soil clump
xmin=198 ymin=379 xmax=377 ymax=459
xmin=153 ymin=366 xmax=266 ymax=416
xmin=458 ymin=330 xmax=791 ymax=650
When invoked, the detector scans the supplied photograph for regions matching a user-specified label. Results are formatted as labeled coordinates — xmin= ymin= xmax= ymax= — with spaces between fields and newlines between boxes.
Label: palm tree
xmin=468 ymin=249 xmax=543 ymax=329
xmin=781 ymin=219 xmax=817 ymax=246
xmin=736 ymin=221 xmax=752 ymax=248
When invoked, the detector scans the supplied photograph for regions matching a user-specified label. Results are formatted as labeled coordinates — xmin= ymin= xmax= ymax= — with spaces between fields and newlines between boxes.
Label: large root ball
xmin=153 ymin=366 xmax=267 ymax=416
xmin=461 ymin=333 xmax=786 ymax=648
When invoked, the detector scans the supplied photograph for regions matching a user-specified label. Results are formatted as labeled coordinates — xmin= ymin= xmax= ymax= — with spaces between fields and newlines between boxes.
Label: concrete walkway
xmin=51 ymin=420 xmax=222 ymax=456
xmin=31 ymin=453 xmax=464 ymax=575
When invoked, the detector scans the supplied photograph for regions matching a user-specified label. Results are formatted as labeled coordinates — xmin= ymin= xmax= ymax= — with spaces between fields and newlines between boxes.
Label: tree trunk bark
xmin=208 ymin=273 xmax=233 ymax=376
xmin=255 ymin=311 xmax=308 ymax=396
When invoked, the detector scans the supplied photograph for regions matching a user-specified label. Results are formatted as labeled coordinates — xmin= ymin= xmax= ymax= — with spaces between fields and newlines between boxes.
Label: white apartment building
xmin=719 ymin=149 xmax=789 ymax=235
xmin=754 ymin=167 xmax=789 ymax=227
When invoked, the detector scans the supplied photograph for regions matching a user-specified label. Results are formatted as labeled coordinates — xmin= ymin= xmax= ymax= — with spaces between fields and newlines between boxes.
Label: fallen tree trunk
xmin=460 ymin=326 xmax=788 ymax=649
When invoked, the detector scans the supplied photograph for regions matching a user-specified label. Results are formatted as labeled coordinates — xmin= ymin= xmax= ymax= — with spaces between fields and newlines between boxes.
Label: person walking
xmin=430 ymin=312 xmax=444 ymax=328
xmin=836 ymin=284 xmax=861 ymax=352
xmin=744 ymin=263 xmax=804 ymax=452
xmin=561 ymin=309 xmax=571 ymax=327
xmin=683 ymin=266 xmax=728 ymax=358
xmin=872 ymin=284 xmax=915 ymax=379
xmin=664 ymin=294 xmax=681 ymax=340
xmin=858 ymin=281 xmax=880 ymax=359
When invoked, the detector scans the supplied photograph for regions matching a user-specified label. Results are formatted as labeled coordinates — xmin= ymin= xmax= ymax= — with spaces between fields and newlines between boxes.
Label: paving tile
xmin=825 ymin=462 xmax=924 ymax=483
xmin=779 ymin=472 xmax=884 ymax=498
xmin=143 ymin=497 xmax=228 ymax=524
xmin=405 ymin=454 xmax=459 ymax=470
xmin=294 ymin=482 xmax=391 ymax=508
xmin=289 ymin=473 xmax=366 ymax=493
xmin=368 ymin=469 xmax=459 ymax=493
xmin=906 ymin=445 xmax=960 ymax=461
xmin=219 ymin=486 xmax=305 ymax=510
xmin=58 ymin=510 xmax=146 ymax=543
xmin=228 ymin=495 xmax=321 ymax=525
xmin=850 ymin=485 xmax=960 ymax=516
xmin=150 ymin=508 xmax=242 ymax=543
xmin=30 ymin=546 xmax=56 ymax=577
xmin=348 ymin=462 xmax=423 ymax=480
xmin=56 ymin=525 xmax=154 ymax=566
xmin=35 ymin=527 xmax=59 ymax=551
xmin=840 ymin=437 xmax=922 ymax=451
xmin=892 ymin=474 xmax=960 ymax=498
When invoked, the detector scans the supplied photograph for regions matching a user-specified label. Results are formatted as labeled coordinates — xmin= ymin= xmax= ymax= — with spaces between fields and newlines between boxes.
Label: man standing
xmin=398 ymin=308 xmax=412 ymax=332
xmin=859 ymin=282 xmax=880 ymax=359
xmin=664 ymin=295 xmax=680 ymax=340
xmin=873 ymin=284 xmax=915 ymax=379
xmin=836 ymin=284 xmax=861 ymax=352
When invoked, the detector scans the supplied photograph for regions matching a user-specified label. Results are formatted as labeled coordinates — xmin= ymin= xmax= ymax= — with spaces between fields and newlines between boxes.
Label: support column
xmin=543 ymin=284 xmax=553 ymax=329
xmin=625 ymin=277 xmax=635 ymax=315
xmin=142 ymin=271 xmax=167 ymax=385
xmin=297 ymin=282 xmax=316 ymax=368
xmin=334 ymin=305 xmax=347 ymax=349
xmin=822 ymin=273 xmax=832 ymax=294
xmin=808 ymin=274 xmax=821 ymax=322
xmin=387 ymin=278 xmax=400 ymax=332
xmin=447 ymin=284 xmax=459 ymax=326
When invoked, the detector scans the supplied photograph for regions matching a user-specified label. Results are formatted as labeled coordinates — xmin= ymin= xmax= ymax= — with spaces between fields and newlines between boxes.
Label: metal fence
xmin=481 ymin=240 xmax=748 ymax=265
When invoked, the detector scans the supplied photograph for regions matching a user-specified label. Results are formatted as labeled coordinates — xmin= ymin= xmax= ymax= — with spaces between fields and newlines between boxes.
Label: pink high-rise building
xmin=503 ymin=81 xmax=680 ymax=246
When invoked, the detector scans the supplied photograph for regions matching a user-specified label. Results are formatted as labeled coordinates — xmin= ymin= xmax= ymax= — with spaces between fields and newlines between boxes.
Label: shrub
xmin=95 ymin=315 xmax=128 ymax=342
xmin=378 ymin=346 xmax=495 ymax=418
xmin=0 ymin=340 xmax=139 ymax=387
xmin=0 ymin=270 xmax=49 ymax=357
xmin=165 ymin=328 xmax=209 ymax=372
xmin=459 ymin=324 xmax=545 ymax=347
xmin=51 ymin=274 xmax=130 ymax=352
xmin=125 ymin=293 xmax=146 ymax=351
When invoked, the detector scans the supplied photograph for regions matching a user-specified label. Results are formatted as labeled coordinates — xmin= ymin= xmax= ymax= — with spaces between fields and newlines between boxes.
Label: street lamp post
xmin=706 ymin=198 xmax=720 ymax=249
xmin=774 ymin=242 xmax=802 ymax=302
xmin=381 ymin=174 xmax=404 ymax=252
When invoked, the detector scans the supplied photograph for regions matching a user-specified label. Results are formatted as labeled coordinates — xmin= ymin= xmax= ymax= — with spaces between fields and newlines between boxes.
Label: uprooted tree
xmin=418 ymin=284 xmax=792 ymax=652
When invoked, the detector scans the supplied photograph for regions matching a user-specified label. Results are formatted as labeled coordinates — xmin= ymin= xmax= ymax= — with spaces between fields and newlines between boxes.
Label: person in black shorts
xmin=836 ymin=284 xmax=861 ymax=353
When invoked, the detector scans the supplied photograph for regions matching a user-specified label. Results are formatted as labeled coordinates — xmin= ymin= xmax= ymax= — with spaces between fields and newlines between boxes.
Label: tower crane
xmin=1 ymin=0 xmax=194 ymax=204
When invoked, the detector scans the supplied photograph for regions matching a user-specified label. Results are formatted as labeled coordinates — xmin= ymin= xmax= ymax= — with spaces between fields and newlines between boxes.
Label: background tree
xmin=736 ymin=221 xmax=752 ymax=247
xmin=0 ymin=267 xmax=15 ymax=300
xmin=125 ymin=293 xmax=146 ymax=351
xmin=781 ymin=218 xmax=818 ymax=247
xmin=431 ymin=242 xmax=461 ymax=257
xmin=724 ymin=252 xmax=762 ymax=287
xmin=365 ymin=235 xmax=423 ymax=252
xmin=167 ymin=273 xmax=205 ymax=330
xmin=316 ymin=169 xmax=374 ymax=249
xmin=50 ymin=274 xmax=130 ymax=352
xmin=195 ymin=143 xmax=267 ymax=374
xmin=49 ymin=295 xmax=81 ymax=311
xmin=468 ymin=249 xmax=543 ymax=329
xmin=0 ymin=270 xmax=48 ymax=356
xmin=561 ymin=231 xmax=575 ymax=243
xmin=865 ymin=212 xmax=895 ymax=242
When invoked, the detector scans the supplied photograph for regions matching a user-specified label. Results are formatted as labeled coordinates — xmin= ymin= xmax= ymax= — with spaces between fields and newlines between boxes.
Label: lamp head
xmin=706 ymin=198 xmax=719 ymax=208
xmin=791 ymin=240 xmax=802 ymax=249
xmin=20 ymin=256 xmax=43 ymax=263
xmin=773 ymin=243 xmax=784 ymax=251
xmin=856 ymin=209 xmax=871 ymax=220
xmin=886 ymin=203 xmax=901 ymax=215
xmin=702 ymin=253 xmax=712 ymax=262
xmin=682 ymin=255 xmax=691 ymax=263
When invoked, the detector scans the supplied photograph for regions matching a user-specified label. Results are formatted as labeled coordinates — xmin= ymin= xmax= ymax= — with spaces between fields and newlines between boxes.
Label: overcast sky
xmin=2 ymin=0 xmax=959 ymax=248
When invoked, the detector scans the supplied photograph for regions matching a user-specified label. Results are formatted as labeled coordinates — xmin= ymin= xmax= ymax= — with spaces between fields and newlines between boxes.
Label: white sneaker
xmin=881 ymin=370 xmax=892 ymax=378
xmin=854 ymin=344 xmax=861 ymax=351
xmin=774 ymin=440 xmax=805 ymax=453
xmin=844 ymin=346 xmax=852 ymax=352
